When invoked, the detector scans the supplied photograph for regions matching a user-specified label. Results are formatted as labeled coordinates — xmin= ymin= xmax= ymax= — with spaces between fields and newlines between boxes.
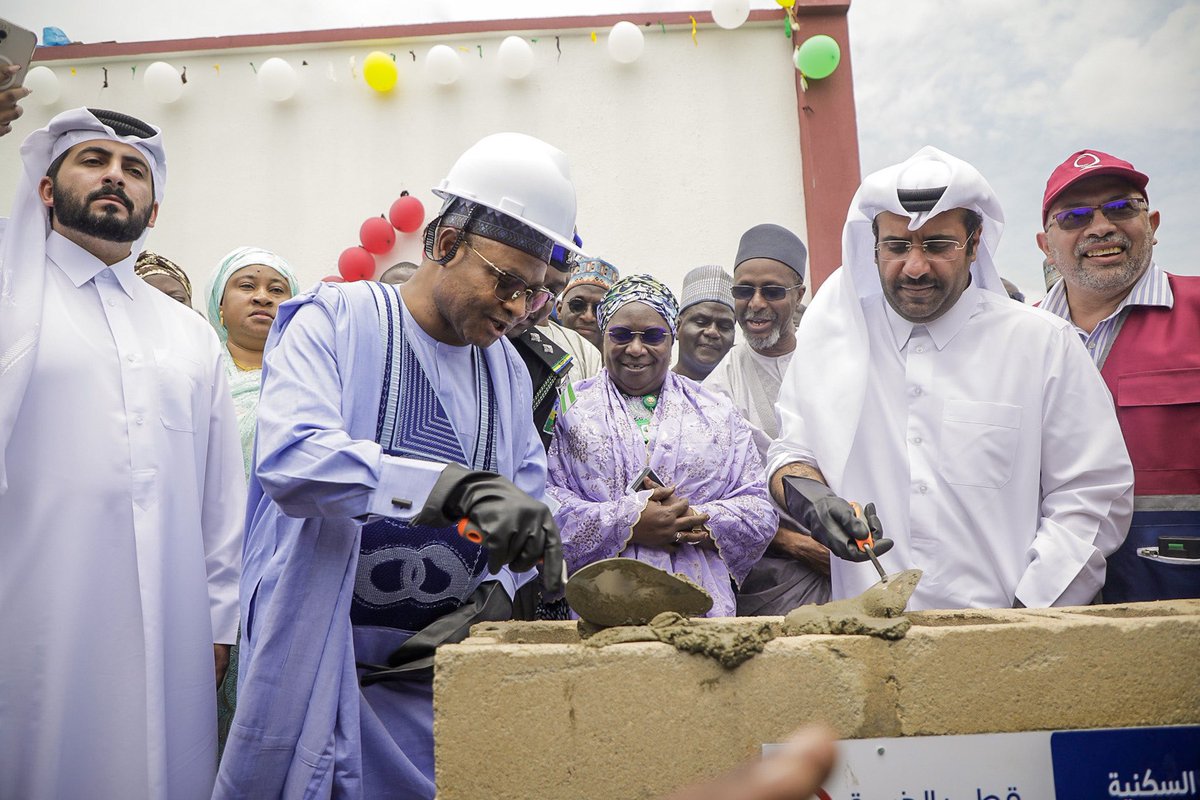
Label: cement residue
xmin=581 ymin=612 xmax=776 ymax=668
xmin=565 ymin=558 xmax=713 ymax=627
xmin=781 ymin=569 xmax=923 ymax=641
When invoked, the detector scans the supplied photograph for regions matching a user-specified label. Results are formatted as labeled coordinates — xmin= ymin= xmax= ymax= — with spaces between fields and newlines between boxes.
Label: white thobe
xmin=768 ymin=286 xmax=1133 ymax=610
xmin=704 ymin=343 xmax=793 ymax=461
xmin=0 ymin=233 xmax=244 ymax=800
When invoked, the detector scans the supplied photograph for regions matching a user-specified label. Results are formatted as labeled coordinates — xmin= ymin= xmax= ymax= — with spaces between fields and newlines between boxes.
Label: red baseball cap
xmin=1042 ymin=150 xmax=1149 ymax=222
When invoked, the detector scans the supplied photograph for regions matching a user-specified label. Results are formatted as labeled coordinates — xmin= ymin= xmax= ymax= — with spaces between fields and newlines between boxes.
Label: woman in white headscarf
xmin=205 ymin=246 xmax=301 ymax=474
xmin=205 ymin=246 xmax=299 ymax=756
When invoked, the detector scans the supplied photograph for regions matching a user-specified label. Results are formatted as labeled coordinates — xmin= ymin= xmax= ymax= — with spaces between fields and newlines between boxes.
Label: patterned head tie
xmin=596 ymin=274 xmax=680 ymax=336
xmin=135 ymin=251 xmax=193 ymax=300
xmin=438 ymin=196 xmax=556 ymax=263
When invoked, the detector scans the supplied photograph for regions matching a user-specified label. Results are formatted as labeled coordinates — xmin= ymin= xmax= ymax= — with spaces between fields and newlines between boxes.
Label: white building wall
xmin=1 ymin=21 xmax=807 ymax=304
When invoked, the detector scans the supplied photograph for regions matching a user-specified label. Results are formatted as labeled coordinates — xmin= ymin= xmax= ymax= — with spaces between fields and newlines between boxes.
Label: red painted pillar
xmin=790 ymin=1 xmax=861 ymax=293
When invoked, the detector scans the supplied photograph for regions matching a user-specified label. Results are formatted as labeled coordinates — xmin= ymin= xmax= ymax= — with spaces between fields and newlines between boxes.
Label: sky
xmin=9 ymin=0 xmax=1199 ymax=299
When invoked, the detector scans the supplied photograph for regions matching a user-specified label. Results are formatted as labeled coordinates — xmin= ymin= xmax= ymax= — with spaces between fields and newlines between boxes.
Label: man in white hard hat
xmin=216 ymin=133 xmax=579 ymax=799
xmin=0 ymin=108 xmax=243 ymax=799
xmin=767 ymin=146 xmax=1133 ymax=611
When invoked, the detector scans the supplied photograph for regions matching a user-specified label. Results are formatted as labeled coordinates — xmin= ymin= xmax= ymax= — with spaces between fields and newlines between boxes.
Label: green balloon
xmin=793 ymin=34 xmax=841 ymax=79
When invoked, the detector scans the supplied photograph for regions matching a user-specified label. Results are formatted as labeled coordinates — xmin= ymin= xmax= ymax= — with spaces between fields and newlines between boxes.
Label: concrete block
xmin=434 ymin=601 xmax=1200 ymax=799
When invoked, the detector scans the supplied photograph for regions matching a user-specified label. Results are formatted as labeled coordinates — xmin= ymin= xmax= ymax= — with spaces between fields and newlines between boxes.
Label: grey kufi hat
xmin=679 ymin=265 xmax=734 ymax=313
xmin=734 ymin=223 xmax=807 ymax=278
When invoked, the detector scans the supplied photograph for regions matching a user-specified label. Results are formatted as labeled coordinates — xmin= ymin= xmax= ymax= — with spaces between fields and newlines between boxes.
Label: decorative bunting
xmin=102 ymin=67 xmax=108 ymax=88
xmin=181 ymin=66 xmax=188 ymax=84
xmin=249 ymin=61 xmax=257 ymax=74
xmin=689 ymin=16 xmax=697 ymax=45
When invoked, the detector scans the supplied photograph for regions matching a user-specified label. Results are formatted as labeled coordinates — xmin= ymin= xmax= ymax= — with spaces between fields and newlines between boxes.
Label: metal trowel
xmin=565 ymin=557 xmax=713 ymax=628
xmin=849 ymin=501 xmax=889 ymax=583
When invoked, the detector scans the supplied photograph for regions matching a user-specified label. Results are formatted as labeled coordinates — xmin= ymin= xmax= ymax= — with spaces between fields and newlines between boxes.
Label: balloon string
xmin=102 ymin=67 xmax=109 ymax=88
xmin=249 ymin=61 xmax=257 ymax=74
xmin=409 ymin=51 xmax=416 ymax=62
xmin=555 ymin=36 xmax=562 ymax=62
xmin=181 ymin=66 xmax=188 ymax=84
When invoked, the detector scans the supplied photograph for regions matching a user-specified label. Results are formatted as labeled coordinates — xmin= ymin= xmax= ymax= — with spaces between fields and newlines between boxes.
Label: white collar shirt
xmin=772 ymin=283 xmax=1133 ymax=610
xmin=0 ymin=232 xmax=245 ymax=799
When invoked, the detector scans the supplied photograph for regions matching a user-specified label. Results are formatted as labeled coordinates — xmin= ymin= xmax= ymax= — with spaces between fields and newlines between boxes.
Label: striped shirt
xmin=1039 ymin=262 xmax=1174 ymax=367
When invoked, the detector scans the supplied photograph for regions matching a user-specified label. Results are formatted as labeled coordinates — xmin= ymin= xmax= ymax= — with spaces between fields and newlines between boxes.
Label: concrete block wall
xmin=433 ymin=600 xmax=1200 ymax=799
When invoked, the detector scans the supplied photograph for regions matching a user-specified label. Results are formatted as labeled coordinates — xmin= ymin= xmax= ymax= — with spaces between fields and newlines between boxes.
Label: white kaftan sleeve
xmin=202 ymin=351 xmax=246 ymax=645
xmin=1016 ymin=326 xmax=1134 ymax=607
xmin=254 ymin=290 xmax=447 ymax=522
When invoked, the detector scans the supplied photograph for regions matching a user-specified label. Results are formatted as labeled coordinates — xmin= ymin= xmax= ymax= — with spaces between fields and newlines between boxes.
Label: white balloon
xmin=711 ymin=0 xmax=751 ymax=30
xmin=144 ymin=61 xmax=183 ymax=104
xmin=496 ymin=36 xmax=534 ymax=80
xmin=23 ymin=66 xmax=61 ymax=106
xmin=607 ymin=21 xmax=645 ymax=65
xmin=257 ymin=57 xmax=298 ymax=102
xmin=424 ymin=45 xmax=463 ymax=85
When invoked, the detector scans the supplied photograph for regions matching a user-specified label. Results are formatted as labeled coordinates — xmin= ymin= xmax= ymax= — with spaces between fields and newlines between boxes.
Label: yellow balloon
xmin=776 ymin=0 xmax=796 ymax=7
xmin=363 ymin=51 xmax=398 ymax=93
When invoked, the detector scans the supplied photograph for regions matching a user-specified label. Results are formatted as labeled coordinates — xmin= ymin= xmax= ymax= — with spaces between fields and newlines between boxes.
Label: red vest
xmin=1100 ymin=274 xmax=1200 ymax=498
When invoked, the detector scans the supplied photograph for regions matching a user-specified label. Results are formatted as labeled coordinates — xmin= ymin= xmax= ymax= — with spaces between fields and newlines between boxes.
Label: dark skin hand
xmin=0 ymin=66 xmax=31 ymax=136
xmin=769 ymin=524 xmax=831 ymax=577
xmin=214 ymin=644 xmax=231 ymax=690
xmin=630 ymin=481 xmax=710 ymax=548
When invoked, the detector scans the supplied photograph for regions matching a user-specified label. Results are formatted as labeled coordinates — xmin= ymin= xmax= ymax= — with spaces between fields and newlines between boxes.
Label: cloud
xmin=848 ymin=0 xmax=1200 ymax=295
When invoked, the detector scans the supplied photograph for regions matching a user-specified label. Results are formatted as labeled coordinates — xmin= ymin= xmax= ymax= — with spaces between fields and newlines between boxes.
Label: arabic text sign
xmin=767 ymin=730 xmax=1055 ymax=799
xmin=763 ymin=726 xmax=1199 ymax=800
xmin=1052 ymin=726 xmax=1200 ymax=799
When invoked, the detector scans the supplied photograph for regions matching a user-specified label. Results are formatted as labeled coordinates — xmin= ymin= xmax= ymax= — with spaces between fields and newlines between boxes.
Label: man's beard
xmin=739 ymin=310 xmax=782 ymax=351
xmin=52 ymin=184 xmax=153 ymax=243
xmin=1053 ymin=232 xmax=1151 ymax=295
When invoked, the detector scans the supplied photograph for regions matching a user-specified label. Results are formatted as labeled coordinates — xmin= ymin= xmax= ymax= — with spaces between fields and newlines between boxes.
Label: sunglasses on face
xmin=607 ymin=326 xmax=670 ymax=345
xmin=467 ymin=243 xmax=553 ymax=314
xmin=566 ymin=297 xmax=600 ymax=315
xmin=874 ymin=238 xmax=968 ymax=262
xmin=1048 ymin=197 xmax=1148 ymax=231
xmin=730 ymin=284 xmax=804 ymax=302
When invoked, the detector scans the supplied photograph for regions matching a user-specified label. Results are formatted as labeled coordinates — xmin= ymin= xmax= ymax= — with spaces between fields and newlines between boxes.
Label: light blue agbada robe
xmin=215 ymin=282 xmax=542 ymax=799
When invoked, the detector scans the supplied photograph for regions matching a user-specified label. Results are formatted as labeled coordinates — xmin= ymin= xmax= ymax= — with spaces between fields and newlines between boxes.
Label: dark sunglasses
xmin=467 ymin=244 xmax=553 ymax=314
xmin=1049 ymin=197 xmax=1148 ymax=231
xmin=607 ymin=326 xmax=670 ymax=345
xmin=730 ymin=283 xmax=804 ymax=302
xmin=566 ymin=297 xmax=600 ymax=315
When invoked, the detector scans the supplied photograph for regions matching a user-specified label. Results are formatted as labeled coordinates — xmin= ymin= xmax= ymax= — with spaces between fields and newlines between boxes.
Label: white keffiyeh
xmin=768 ymin=146 xmax=1006 ymax=487
xmin=0 ymin=108 xmax=166 ymax=494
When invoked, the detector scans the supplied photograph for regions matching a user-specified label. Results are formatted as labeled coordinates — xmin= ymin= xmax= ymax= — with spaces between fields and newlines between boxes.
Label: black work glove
xmin=414 ymin=463 xmax=565 ymax=594
xmin=780 ymin=476 xmax=894 ymax=563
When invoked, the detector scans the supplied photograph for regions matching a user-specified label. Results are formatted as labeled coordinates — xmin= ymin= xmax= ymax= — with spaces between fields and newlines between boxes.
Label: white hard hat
xmin=433 ymin=132 xmax=582 ymax=253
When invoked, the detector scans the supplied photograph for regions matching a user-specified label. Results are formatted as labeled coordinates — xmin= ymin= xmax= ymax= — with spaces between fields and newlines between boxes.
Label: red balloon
xmin=359 ymin=216 xmax=396 ymax=254
xmin=388 ymin=195 xmax=426 ymax=233
xmin=321 ymin=274 xmax=346 ymax=283
xmin=338 ymin=247 xmax=376 ymax=281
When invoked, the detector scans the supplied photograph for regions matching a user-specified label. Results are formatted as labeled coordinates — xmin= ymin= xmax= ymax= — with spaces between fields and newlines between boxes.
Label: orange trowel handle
xmin=847 ymin=501 xmax=875 ymax=552
xmin=456 ymin=518 xmax=484 ymax=544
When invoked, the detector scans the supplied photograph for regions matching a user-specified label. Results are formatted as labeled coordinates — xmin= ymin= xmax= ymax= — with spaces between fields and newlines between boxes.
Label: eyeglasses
xmin=467 ymin=244 xmax=553 ymax=313
xmin=1048 ymin=197 xmax=1148 ymax=231
xmin=566 ymin=297 xmax=600 ymax=316
xmin=730 ymin=284 xmax=804 ymax=302
xmin=874 ymin=239 xmax=968 ymax=262
xmin=607 ymin=326 xmax=670 ymax=345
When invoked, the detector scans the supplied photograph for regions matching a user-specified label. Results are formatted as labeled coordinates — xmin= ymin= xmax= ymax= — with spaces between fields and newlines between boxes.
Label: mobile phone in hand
xmin=0 ymin=19 xmax=38 ymax=91
xmin=627 ymin=465 xmax=665 ymax=494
